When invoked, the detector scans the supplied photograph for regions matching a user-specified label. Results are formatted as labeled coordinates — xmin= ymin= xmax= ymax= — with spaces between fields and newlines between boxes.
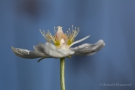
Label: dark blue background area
xmin=0 ymin=0 xmax=135 ymax=90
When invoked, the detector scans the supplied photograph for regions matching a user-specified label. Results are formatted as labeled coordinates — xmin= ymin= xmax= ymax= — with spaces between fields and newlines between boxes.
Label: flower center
xmin=40 ymin=25 xmax=80 ymax=49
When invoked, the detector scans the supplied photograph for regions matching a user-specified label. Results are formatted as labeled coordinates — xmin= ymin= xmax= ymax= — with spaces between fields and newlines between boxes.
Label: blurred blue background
xmin=0 ymin=0 xmax=135 ymax=90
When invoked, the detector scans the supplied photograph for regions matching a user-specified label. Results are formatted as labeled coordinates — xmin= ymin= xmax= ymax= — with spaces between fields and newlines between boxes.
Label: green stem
xmin=60 ymin=57 xmax=66 ymax=90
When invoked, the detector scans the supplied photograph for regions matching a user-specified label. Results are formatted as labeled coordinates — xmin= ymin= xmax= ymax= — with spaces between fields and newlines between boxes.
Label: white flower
xmin=11 ymin=26 xmax=105 ymax=62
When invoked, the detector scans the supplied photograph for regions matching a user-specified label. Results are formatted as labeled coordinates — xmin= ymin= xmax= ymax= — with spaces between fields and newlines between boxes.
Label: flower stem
xmin=60 ymin=57 xmax=66 ymax=90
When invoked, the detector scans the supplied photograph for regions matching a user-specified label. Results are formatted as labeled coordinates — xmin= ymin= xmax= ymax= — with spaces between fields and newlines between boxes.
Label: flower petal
xmin=34 ymin=42 xmax=75 ymax=58
xmin=70 ymin=39 xmax=105 ymax=55
xmin=11 ymin=46 xmax=45 ymax=59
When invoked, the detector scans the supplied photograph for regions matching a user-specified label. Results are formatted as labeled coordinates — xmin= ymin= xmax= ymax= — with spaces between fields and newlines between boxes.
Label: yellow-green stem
xmin=60 ymin=57 xmax=66 ymax=90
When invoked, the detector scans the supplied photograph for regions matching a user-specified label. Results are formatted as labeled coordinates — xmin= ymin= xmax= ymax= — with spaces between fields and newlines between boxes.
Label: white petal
xmin=11 ymin=46 xmax=45 ymax=59
xmin=70 ymin=39 xmax=105 ymax=56
xmin=34 ymin=42 xmax=75 ymax=58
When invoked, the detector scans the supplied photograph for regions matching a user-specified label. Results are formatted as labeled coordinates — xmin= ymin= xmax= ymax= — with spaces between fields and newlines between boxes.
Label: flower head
xmin=11 ymin=26 xmax=105 ymax=62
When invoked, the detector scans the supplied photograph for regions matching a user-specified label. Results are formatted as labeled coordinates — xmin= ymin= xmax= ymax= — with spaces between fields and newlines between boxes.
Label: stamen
xmin=68 ymin=28 xmax=71 ymax=36
xmin=40 ymin=30 xmax=48 ymax=40
xmin=74 ymin=29 xmax=80 ymax=38
xmin=70 ymin=30 xmax=75 ymax=41
xmin=47 ymin=31 xmax=56 ymax=43
xmin=72 ymin=25 xmax=73 ymax=30
xmin=54 ymin=27 xmax=56 ymax=34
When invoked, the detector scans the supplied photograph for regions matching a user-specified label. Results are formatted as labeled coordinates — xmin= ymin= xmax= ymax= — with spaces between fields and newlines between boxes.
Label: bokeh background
xmin=0 ymin=0 xmax=135 ymax=90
